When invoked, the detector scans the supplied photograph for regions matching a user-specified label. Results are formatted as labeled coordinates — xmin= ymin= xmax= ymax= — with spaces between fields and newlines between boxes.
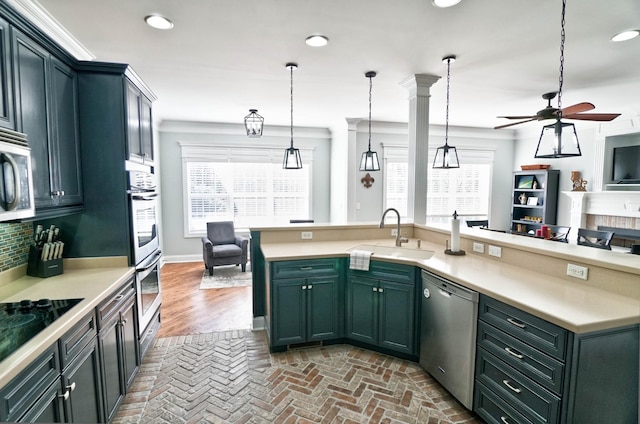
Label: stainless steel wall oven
xmin=127 ymin=161 xmax=161 ymax=334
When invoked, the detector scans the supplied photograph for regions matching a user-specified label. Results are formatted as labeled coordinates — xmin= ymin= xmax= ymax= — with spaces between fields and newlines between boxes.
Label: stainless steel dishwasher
xmin=420 ymin=270 xmax=478 ymax=410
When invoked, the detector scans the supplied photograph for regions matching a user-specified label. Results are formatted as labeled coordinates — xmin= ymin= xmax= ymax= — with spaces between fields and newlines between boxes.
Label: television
xmin=612 ymin=145 xmax=640 ymax=184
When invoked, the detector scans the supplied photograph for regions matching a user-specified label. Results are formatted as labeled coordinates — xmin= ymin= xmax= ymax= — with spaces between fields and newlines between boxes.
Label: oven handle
xmin=137 ymin=250 xmax=162 ymax=272
xmin=130 ymin=192 xmax=158 ymax=201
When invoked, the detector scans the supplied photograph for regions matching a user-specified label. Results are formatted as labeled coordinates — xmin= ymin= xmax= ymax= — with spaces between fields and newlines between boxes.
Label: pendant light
xmin=534 ymin=0 xmax=581 ymax=159
xmin=360 ymin=71 xmax=380 ymax=171
xmin=244 ymin=109 xmax=264 ymax=138
xmin=433 ymin=55 xmax=460 ymax=169
xmin=283 ymin=63 xmax=302 ymax=169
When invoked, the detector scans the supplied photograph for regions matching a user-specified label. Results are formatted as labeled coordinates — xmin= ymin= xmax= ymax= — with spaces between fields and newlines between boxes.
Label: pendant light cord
xmin=558 ymin=0 xmax=566 ymax=115
xmin=290 ymin=65 xmax=294 ymax=148
xmin=444 ymin=57 xmax=452 ymax=146
xmin=368 ymin=74 xmax=373 ymax=150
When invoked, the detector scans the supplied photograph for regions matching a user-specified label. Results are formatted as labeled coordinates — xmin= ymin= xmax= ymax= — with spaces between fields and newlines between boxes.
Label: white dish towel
xmin=349 ymin=250 xmax=373 ymax=271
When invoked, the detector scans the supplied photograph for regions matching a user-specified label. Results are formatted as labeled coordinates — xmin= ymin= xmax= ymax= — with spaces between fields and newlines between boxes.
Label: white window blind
xmin=181 ymin=144 xmax=312 ymax=235
xmin=383 ymin=145 xmax=493 ymax=219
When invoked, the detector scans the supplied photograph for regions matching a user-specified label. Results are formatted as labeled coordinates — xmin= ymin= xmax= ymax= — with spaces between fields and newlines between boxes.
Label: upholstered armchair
xmin=201 ymin=221 xmax=248 ymax=275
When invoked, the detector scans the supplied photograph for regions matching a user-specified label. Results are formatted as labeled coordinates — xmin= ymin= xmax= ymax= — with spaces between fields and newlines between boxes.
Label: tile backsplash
xmin=0 ymin=222 xmax=32 ymax=272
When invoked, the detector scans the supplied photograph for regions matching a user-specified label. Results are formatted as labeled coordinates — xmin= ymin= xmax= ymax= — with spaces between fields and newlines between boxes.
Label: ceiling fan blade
xmin=560 ymin=102 xmax=595 ymax=115
xmin=497 ymin=115 xmax=537 ymax=120
xmin=494 ymin=118 xmax=536 ymax=129
xmin=563 ymin=112 xmax=621 ymax=121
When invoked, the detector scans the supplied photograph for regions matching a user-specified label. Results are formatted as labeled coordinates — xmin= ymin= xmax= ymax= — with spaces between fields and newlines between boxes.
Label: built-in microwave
xmin=0 ymin=131 xmax=35 ymax=222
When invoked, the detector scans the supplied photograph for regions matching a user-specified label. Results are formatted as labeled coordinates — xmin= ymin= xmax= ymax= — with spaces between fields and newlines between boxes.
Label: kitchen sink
xmin=347 ymin=244 xmax=435 ymax=261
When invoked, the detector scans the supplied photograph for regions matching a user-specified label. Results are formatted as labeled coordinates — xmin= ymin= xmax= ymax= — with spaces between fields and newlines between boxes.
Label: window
xmin=181 ymin=144 xmax=312 ymax=235
xmin=383 ymin=145 xmax=493 ymax=221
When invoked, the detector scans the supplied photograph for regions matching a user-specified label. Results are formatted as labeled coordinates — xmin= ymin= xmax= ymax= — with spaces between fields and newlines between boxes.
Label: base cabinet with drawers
xmin=268 ymin=258 xmax=343 ymax=349
xmin=474 ymin=295 xmax=638 ymax=424
xmin=346 ymin=261 xmax=417 ymax=356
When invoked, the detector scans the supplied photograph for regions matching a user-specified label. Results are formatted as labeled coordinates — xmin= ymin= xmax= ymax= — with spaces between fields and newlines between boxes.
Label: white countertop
xmin=260 ymin=238 xmax=640 ymax=335
xmin=0 ymin=264 xmax=134 ymax=386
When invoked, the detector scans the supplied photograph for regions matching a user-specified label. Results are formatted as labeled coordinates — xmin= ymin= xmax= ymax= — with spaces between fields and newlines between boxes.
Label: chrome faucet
xmin=379 ymin=207 xmax=409 ymax=247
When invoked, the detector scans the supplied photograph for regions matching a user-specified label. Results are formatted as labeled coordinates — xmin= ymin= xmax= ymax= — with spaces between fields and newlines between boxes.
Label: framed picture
xmin=527 ymin=197 xmax=539 ymax=206
xmin=517 ymin=175 xmax=534 ymax=189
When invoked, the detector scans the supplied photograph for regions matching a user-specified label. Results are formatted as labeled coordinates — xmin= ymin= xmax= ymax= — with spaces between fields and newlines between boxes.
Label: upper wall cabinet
xmin=12 ymin=28 xmax=82 ymax=216
xmin=126 ymin=79 xmax=154 ymax=165
xmin=0 ymin=17 xmax=14 ymax=129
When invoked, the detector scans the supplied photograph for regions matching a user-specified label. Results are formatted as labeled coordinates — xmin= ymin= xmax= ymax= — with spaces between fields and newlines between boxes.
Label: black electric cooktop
xmin=0 ymin=298 xmax=83 ymax=362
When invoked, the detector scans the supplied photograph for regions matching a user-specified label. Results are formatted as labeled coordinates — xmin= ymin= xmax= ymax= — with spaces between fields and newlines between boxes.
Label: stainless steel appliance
xmin=127 ymin=161 xmax=161 ymax=335
xmin=0 ymin=129 xmax=34 ymax=222
xmin=420 ymin=270 xmax=478 ymax=410
xmin=0 ymin=298 xmax=82 ymax=362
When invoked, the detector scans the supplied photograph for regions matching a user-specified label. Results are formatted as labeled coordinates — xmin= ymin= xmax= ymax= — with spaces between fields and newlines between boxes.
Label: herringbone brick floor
xmin=113 ymin=330 xmax=480 ymax=423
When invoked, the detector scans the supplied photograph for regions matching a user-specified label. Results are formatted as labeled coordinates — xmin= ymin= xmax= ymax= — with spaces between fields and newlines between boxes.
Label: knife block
xmin=27 ymin=245 xmax=63 ymax=278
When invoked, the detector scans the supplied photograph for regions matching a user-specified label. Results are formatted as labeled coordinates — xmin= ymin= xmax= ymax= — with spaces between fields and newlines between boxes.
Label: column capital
xmin=400 ymin=74 xmax=441 ymax=97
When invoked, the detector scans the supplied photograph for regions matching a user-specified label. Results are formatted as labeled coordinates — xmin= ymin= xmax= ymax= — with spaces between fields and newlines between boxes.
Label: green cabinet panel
xmin=12 ymin=28 xmax=82 ymax=216
xmin=0 ymin=16 xmax=13 ymax=129
xmin=269 ymin=259 xmax=343 ymax=348
xmin=346 ymin=261 xmax=416 ymax=355
xmin=126 ymin=79 xmax=154 ymax=165
xmin=61 ymin=337 xmax=104 ymax=423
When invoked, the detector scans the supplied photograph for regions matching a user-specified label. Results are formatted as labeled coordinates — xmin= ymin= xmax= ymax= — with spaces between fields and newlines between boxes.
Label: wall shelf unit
xmin=510 ymin=170 xmax=559 ymax=235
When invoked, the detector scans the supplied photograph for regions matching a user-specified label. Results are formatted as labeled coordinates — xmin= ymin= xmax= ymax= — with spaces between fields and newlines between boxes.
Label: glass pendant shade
xmin=283 ymin=145 xmax=303 ymax=169
xmin=360 ymin=150 xmax=380 ymax=171
xmin=244 ymin=109 xmax=264 ymax=137
xmin=534 ymin=120 xmax=581 ymax=158
xmin=433 ymin=143 xmax=460 ymax=169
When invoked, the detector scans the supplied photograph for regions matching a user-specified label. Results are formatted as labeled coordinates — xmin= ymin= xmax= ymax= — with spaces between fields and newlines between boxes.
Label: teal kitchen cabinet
xmin=268 ymin=258 xmax=343 ymax=349
xmin=0 ymin=16 xmax=13 ymax=129
xmin=347 ymin=261 xmax=417 ymax=356
xmin=0 ymin=310 xmax=103 ymax=423
xmin=474 ymin=295 xmax=638 ymax=424
xmin=97 ymin=278 xmax=140 ymax=422
xmin=12 ymin=28 xmax=82 ymax=217
xmin=126 ymin=79 xmax=154 ymax=165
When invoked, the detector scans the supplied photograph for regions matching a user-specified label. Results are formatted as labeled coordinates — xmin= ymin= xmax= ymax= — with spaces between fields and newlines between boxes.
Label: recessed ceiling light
xmin=611 ymin=30 xmax=639 ymax=42
xmin=432 ymin=0 xmax=462 ymax=7
xmin=145 ymin=14 xmax=174 ymax=30
xmin=305 ymin=35 xmax=329 ymax=47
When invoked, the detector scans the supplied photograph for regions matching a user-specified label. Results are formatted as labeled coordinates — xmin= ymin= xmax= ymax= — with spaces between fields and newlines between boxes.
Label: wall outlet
xmin=473 ymin=242 xmax=485 ymax=254
xmin=301 ymin=231 xmax=313 ymax=240
xmin=567 ymin=263 xmax=588 ymax=280
xmin=488 ymin=245 xmax=502 ymax=257
xmin=391 ymin=228 xmax=398 ymax=236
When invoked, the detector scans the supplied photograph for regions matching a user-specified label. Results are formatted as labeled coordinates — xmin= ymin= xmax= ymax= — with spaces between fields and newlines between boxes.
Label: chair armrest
xmin=235 ymin=235 xmax=249 ymax=249
xmin=201 ymin=237 xmax=213 ymax=248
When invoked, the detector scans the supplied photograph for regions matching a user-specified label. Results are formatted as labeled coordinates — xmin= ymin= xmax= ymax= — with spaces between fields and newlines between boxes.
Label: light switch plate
xmin=473 ymin=242 xmax=485 ymax=254
xmin=567 ymin=263 xmax=588 ymax=280
xmin=488 ymin=245 xmax=502 ymax=257
xmin=301 ymin=231 xmax=313 ymax=240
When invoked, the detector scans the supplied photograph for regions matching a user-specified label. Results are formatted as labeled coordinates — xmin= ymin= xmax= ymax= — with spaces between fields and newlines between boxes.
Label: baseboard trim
xmin=252 ymin=316 xmax=265 ymax=331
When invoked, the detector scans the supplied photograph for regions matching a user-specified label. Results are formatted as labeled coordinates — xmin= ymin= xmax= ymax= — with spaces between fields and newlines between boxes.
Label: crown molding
xmin=6 ymin=0 xmax=94 ymax=60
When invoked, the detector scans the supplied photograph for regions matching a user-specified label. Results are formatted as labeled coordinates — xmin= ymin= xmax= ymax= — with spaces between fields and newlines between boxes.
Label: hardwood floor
xmin=157 ymin=261 xmax=252 ymax=337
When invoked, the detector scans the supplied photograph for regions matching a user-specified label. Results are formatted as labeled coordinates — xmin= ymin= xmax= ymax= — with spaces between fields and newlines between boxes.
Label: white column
xmin=400 ymin=74 xmax=440 ymax=225
xmin=346 ymin=118 xmax=361 ymax=222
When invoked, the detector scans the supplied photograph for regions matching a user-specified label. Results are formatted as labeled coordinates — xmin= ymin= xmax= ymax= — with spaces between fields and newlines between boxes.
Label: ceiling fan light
xmin=432 ymin=0 xmax=462 ymax=7
xmin=534 ymin=120 xmax=581 ymax=158
xmin=611 ymin=30 xmax=639 ymax=42
xmin=144 ymin=14 xmax=174 ymax=30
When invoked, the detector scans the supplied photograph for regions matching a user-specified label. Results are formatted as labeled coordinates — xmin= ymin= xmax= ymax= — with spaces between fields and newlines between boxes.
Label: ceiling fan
xmin=494 ymin=91 xmax=621 ymax=130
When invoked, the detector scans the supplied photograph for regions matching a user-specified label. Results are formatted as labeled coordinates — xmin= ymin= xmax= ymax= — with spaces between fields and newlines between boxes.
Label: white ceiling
xmin=23 ymin=0 xmax=640 ymax=133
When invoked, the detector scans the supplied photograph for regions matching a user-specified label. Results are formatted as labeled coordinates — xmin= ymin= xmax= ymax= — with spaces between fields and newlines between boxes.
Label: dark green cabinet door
xmin=19 ymin=380 xmax=63 ymax=423
xmin=140 ymin=95 xmax=153 ymax=163
xmin=346 ymin=276 xmax=378 ymax=345
xmin=12 ymin=29 xmax=51 ymax=208
xmin=49 ymin=57 xmax=82 ymax=207
xmin=272 ymin=278 xmax=306 ymax=345
xmin=126 ymin=81 xmax=142 ymax=161
xmin=99 ymin=316 xmax=122 ymax=422
xmin=0 ymin=17 xmax=13 ymax=129
xmin=378 ymin=280 xmax=415 ymax=354
xmin=121 ymin=298 xmax=140 ymax=390
xmin=307 ymin=275 xmax=340 ymax=341
xmin=62 ymin=337 xmax=104 ymax=423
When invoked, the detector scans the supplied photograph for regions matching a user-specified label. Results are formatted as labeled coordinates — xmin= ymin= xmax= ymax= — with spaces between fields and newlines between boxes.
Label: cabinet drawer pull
xmin=59 ymin=390 xmax=70 ymax=400
xmin=300 ymin=267 xmax=313 ymax=271
xmin=502 ymin=379 xmax=522 ymax=394
xmin=307 ymin=285 xmax=312 ymax=289
xmin=373 ymin=287 xmax=378 ymax=292
xmin=378 ymin=288 xmax=384 ymax=293
xmin=506 ymin=317 xmax=526 ymax=329
xmin=114 ymin=294 xmax=124 ymax=301
xmin=67 ymin=382 xmax=76 ymax=392
xmin=504 ymin=347 xmax=524 ymax=359
xmin=500 ymin=416 xmax=511 ymax=424
xmin=302 ymin=285 xmax=307 ymax=290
